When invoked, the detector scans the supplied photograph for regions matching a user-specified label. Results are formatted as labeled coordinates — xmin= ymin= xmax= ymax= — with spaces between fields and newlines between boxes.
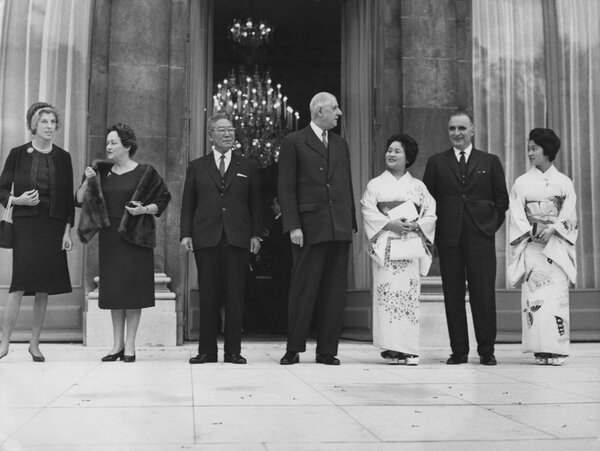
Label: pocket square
xmin=236 ymin=173 xmax=248 ymax=178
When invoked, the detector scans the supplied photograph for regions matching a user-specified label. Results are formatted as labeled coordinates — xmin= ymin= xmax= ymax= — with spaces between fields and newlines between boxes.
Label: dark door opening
xmin=212 ymin=0 xmax=342 ymax=335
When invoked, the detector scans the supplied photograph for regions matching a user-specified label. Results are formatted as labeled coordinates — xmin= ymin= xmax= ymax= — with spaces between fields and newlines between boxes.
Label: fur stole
xmin=118 ymin=164 xmax=171 ymax=248
xmin=77 ymin=161 xmax=171 ymax=248
xmin=77 ymin=161 xmax=112 ymax=244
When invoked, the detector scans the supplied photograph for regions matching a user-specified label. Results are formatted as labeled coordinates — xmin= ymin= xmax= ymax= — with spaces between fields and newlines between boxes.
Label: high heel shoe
xmin=123 ymin=354 xmax=136 ymax=363
xmin=28 ymin=347 xmax=45 ymax=363
xmin=101 ymin=349 xmax=125 ymax=362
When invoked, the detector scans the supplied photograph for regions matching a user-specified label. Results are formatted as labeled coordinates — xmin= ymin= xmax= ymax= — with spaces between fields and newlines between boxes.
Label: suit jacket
xmin=180 ymin=153 xmax=262 ymax=251
xmin=0 ymin=143 xmax=74 ymax=225
xmin=277 ymin=126 xmax=357 ymax=245
xmin=423 ymin=148 xmax=509 ymax=247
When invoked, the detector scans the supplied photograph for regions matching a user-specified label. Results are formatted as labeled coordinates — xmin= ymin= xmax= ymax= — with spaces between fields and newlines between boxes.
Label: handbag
xmin=389 ymin=232 xmax=426 ymax=260
xmin=0 ymin=196 xmax=14 ymax=249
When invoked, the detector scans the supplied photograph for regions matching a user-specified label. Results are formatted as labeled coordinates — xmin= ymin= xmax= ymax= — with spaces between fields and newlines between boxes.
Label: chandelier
xmin=213 ymin=68 xmax=299 ymax=168
xmin=213 ymin=16 xmax=299 ymax=168
xmin=229 ymin=18 xmax=273 ymax=49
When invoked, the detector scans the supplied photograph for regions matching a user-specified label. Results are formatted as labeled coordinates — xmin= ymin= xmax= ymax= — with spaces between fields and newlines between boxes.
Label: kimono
xmin=508 ymin=165 xmax=578 ymax=356
xmin=361 ymin=171 xmax=436 ymax=355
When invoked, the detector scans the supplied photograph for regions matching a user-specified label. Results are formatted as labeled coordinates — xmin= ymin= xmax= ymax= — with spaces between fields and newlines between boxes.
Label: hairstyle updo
xmin=107 ymin=123 xmax=138 ymax=156
xmin=385 ymin=134 xmax=419 ymax=169
xmin=26 ymin=102 xmax=61 ymax=134
xmin=529 ymin=128 xmax=560 ymax=162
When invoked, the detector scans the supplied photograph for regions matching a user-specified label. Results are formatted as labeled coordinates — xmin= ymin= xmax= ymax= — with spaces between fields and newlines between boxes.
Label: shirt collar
xmin=453 ymin=144 xmax=473 ymax=160
xmin=213 ymin=149 xmax=231 ymax=163
xmin=310 ymin=121 xmax=327 ymax=140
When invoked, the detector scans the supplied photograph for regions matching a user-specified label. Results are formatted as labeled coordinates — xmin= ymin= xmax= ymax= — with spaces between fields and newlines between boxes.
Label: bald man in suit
xmin=423 ymin=111 xmax=508 ymax=366
xmin=180 ymin=113 xmax=262 ymax=365
xmin=277 ymin=92 xmax=357 ymax=366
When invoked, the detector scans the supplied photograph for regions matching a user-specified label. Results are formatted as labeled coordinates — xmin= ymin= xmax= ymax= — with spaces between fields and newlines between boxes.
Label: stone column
xmin=84 ymin=0 xmax=189 ymax=346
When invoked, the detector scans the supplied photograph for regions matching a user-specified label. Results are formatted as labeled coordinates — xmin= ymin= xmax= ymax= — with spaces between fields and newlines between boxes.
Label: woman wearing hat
xmin=0 ymin=102 xmax=74 ymax=362
xmin=508 ymin=128 xmax=578 ymax=366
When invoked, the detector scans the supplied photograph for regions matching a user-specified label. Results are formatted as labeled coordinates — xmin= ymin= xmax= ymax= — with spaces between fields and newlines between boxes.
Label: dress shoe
xmin=189 ymin=353 xmax=217 ymax=364
xmin=224 ymin=353 xmax=247 ymax=364
xmin=101 ymin=349 xmax=125 ymax=362
xmin=446 ymin=353 xmax=468 ymax=365
xmin=480 ymin=354 xmax=497 ymax=365
xmin=123 ymin=355 xmax=136 ymax=363
xmin=28 ymin=347 xmax=45 ymax=363
xmin=280 ymin=351 xmax=299 ymax=365
xmin=316 ymin=354 xmax=340 ymax=365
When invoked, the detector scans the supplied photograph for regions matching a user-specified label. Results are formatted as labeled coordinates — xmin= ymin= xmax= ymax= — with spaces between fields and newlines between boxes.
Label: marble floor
xmin=0 ymin=341 xmax=599 ymax=451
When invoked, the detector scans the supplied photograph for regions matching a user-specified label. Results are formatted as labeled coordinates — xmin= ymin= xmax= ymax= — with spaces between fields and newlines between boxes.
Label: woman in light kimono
xmin=361 ymin=134 xmax=436 ymax=365
xmin=508 ymin=128 xmax=577 ymax=366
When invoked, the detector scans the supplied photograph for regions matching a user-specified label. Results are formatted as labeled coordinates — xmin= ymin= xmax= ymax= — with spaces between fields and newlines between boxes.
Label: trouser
xmin=438 ymin=213 xmax=497 ymax=356
xmin=286 ymin=241 xmax=350 ymax=355
xmin=194 ymin=237 xmax=249 ymax=355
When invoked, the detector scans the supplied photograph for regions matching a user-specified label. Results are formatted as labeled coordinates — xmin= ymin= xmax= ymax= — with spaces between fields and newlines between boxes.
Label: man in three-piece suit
xmin=180 ymin=113 xmax=262 ymax=365
xmin=277 ymin=92 xmax=357 ymax=366
xmin=423 ymin=111 xmax=509 ymax=366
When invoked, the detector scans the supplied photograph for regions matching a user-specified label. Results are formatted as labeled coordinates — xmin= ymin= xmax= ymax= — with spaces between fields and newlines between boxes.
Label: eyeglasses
xmin=213 ymin=127 xmax=236 ymax=134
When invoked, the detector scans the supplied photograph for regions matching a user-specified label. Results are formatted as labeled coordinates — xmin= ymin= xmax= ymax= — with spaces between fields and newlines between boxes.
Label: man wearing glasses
xmin=180 ymin=113 xmax=262 ymax=364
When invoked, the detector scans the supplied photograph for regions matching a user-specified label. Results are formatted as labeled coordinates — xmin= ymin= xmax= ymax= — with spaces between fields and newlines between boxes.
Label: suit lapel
xmin=204 ymin=154 xmax=222 ymax=188
xmin=466 ymin=149 xmax=481 ymax=180
xmin=443 ymin=149 xmax=462 ymax=182
xmin=327 ymin=135 xmax=342 ymax=177
xmin=304 ymin=127 xmax=328 ymax=161
xmin=224 ymin=154 xmax=240 ymax=191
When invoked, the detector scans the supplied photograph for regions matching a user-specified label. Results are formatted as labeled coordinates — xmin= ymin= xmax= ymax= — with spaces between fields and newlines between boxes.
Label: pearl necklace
xmin=32 ymin=142 xmax=52 ymax=154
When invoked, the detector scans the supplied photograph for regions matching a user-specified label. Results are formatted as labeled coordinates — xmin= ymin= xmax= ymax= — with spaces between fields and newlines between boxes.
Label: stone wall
xmin=400 ymin=0 xmax=472 ymax=180
xmin=86 ymin=0 xmax=189 ymax=342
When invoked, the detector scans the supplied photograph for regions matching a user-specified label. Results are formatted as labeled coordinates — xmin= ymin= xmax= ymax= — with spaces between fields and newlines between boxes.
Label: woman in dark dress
xmin=76 ymin=123 xmax=170 ymax=362
xmin=0 ymin=102 xmax=74 ymax=362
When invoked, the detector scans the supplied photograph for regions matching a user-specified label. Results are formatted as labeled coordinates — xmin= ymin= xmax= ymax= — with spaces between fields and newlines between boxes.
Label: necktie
xmin=219 ymin=154 xmax=226 ymax=178
xmin=459 ymin=151 xmax=467 ymax=182
xmin=321 ymin=130 xmax=328 ymax=149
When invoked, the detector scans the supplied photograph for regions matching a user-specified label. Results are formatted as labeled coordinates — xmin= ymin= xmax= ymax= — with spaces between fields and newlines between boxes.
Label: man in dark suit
xmin=423 ymin=111 xmax=508 ymax=366
xmin=277 ymin=92 xmax=357 ymax=366
xmin=180 ymin=113 xmax=262 ymax=364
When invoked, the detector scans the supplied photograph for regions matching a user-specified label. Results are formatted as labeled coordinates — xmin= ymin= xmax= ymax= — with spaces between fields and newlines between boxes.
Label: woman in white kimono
xmin=361 ymin=134 xmax=436 ymax=365
xmin=508 ymin=128 xmax=577 ymax=366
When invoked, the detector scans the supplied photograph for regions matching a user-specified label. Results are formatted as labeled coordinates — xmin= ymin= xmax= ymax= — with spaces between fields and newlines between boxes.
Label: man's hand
xmin=62 ymin=232 xmax=73 ymax=252
xmin=290 ymin=228 xmax=303 ymax=247
xmin=250 ymin=237 xmax=261 ymax=254
xmin=180 ymin=237 xmax=193 ymax=252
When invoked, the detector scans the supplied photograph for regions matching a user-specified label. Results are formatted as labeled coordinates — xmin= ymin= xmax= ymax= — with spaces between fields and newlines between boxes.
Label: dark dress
xmin=11 ymin=150 xmax=71 ymax=295
xmin=98 ymin=165 xmax=154 ymax=309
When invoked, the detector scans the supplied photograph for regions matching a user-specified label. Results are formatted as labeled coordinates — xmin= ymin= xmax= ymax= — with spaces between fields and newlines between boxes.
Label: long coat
xmin=180 ymin=153 xmax=262 ymax=251
xmin=277 ymin=126 xmax=356 ymax=244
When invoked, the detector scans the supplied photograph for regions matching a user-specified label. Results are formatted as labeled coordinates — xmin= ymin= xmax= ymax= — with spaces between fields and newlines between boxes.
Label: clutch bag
xmin=0 ymin=196 xmax=14 ymax=249
xmin=387 ymin=201 xmax=419 ymax=221
xmin=389 ymin=233 xmax=426 ymax=260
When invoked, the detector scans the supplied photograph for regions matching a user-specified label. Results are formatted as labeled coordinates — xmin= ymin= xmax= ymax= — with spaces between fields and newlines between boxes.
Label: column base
xmin=84 ymin=273 xmax=177 ymax=347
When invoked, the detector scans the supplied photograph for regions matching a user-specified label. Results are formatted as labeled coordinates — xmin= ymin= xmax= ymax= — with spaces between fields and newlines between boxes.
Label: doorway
xmin=185 ymin=0 xmax=343 ymax=339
